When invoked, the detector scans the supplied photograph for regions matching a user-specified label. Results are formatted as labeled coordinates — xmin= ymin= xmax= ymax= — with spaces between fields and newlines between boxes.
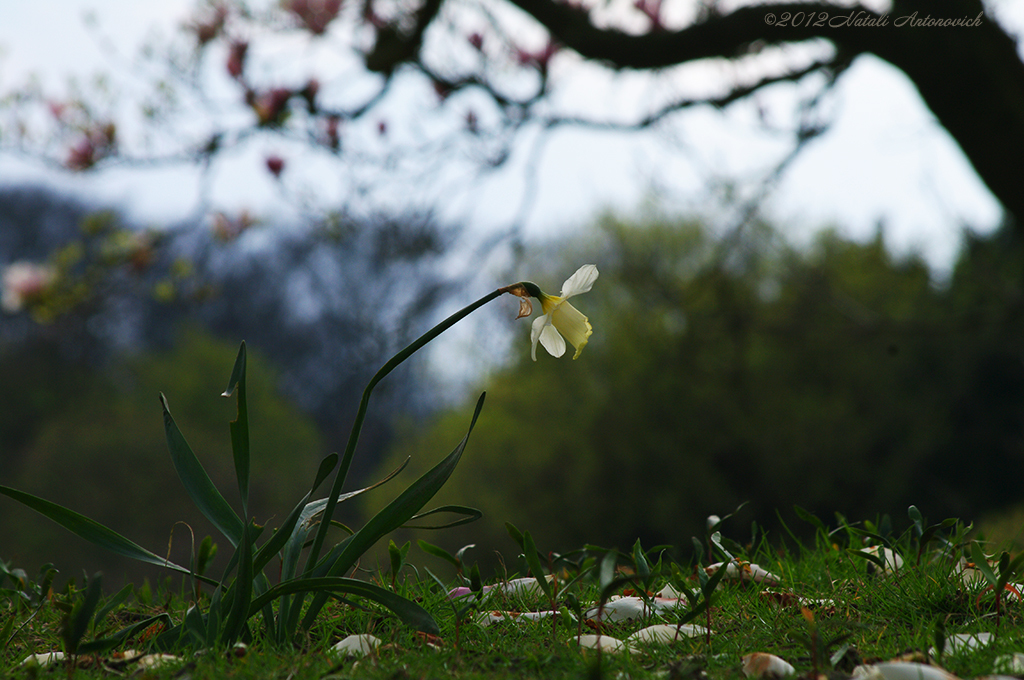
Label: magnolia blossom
xmin=2 ymin=262 xmax=56 ymax=313
xmin=529 ymin=264 xmax=598 ymax=361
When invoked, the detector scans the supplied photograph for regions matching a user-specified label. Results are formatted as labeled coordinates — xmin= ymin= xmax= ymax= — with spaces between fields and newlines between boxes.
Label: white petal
xmin=584 ymin=596 xmax=647 ymax=621
xmin=530 ymin=315 xmax=548 ymax=361
xmin=930 ymin=632 xmax=993 ymax=656
xmin=136 ymin=654 xmax=184 ymax=669
xmin=576 ymin=634 xmax=625 ymax=653
xmin=560 ymin=264 xmax=598 ymax=298
xmin=20 ymin=652 xmax=65 ymax=667
xmin=627 ymin=623 xmax=709 ymax=646
xmin=705 ymin=560 xmax=781 ymax=586
xmin=478 ymin=609 xmax=564 ymax=627
xmin=538 ymin=323 xmax=566 ymax=358
xmin=492 ymin=575 xmax=555 ymax=597
xmin=742 ymin=653 xmax=796 ymax=678
xmin=331 ymin=634 xmax=381 ymax=658
xmin=868 ymin=662 xmax=961 ymax=680
xmin=860 ymin=546 xmax=903 ymax=574
xmin=994 ymin=653 xmax=1024 ymax=674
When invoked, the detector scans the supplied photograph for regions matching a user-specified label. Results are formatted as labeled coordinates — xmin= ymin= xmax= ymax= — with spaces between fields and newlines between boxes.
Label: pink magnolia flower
xmin=284 ymin=0 xmax=343 ymax=35
xmin=2 ymin=262 xmax=56 ymax=313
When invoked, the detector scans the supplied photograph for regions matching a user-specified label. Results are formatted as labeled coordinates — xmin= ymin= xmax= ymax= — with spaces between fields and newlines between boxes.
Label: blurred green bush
xmin=363 ymin=213 xmax=1024 ymax=568
xmin=0 ymin=326 xmax=322 ymax=586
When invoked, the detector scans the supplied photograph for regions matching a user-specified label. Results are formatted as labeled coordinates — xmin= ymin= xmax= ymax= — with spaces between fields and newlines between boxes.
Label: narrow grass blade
xmin=161 ymin=393 xmax=243 ymax=546
xmin=221 ymin=519 xmax=254 ymax=646
xmin=205 ymin=586 xmax=224 ymax=648
xmin=94 ymin=583 xmax=134 ymax=626
xmin=417 ymin=540 xmax=461 ymax=569
xmin=183 ymin=602 xmax=207 ymax=647
xmin=250 ymin=577 xmax=439 ymax=635
xmin=523 ymin=531 xmax=553 ymax=600
xmin=63 ymin=573 xmax=102 ymax=655
xmin=0 ymin=485 xmax=197 ymax=577
xmin=223 ymin=342 xmax=250 ymax=517
xmin=403 ymin=505 xmax=482 ymax=530
xmin=77 ymin=613 xmax=173 ymax=655
xmin=970 ymin=542 xmax=998 ymax=587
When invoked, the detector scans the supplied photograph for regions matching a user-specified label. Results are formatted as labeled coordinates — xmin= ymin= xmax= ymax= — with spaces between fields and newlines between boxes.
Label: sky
xmin=0 ymin=0 xmax=1015 ymax=277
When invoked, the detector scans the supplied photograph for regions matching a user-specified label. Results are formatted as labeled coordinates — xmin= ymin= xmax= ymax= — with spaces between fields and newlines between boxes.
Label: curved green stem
xmin=303 ymin=287 xmax=507 ymax=574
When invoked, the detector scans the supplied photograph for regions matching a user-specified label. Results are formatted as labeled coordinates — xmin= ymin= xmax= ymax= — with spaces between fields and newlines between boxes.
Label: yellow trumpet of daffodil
xmin=502 ymin=264 xmax=598 ymax=360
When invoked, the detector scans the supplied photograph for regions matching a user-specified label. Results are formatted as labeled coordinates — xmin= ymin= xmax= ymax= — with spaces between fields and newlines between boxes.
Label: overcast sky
xmin=0 ymin=0 xmax=1016 ymax=275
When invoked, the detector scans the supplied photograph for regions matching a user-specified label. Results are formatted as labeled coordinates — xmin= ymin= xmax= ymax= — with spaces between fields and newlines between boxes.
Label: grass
xmin=3 ymin=517 xmax=1023 ymax=679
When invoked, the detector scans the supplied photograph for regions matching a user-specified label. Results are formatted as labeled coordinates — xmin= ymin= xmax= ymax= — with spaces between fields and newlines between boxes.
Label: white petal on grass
xmin=491 ymin=575 xmax=556 ymax=597
xmin=136 ymin=654 xmax=184 ymax=669
xmin=627 ymin=624 xmax=710 ymax=647
xmin=658 ymin=583 xmax=700 ymax=599
xmin=994 ymin=653 xmax=1024 ymax=675
xmin=742 ymin=652 xmax=796 ymax=678
xmin=584 ymin=595 xmax=685 ymax=621
xmin=861 ymin=546 xmax=904 ymax=574
xmin=705 ymin=560 xmax=781 ymax=586
xmin=584 ymin=596 xmax=646 ymax=621
xmin=860 ymin=662 xmax=962 ymax=680
xmin=330 ymin=634 xmax=381 ymax=658
xmin=19 ymin=652 xmax=65 ymax=667
xmin=930 ymin=632 xmax=993 ymax=657
xmin=478 ymin=609 xmax=567 ymax=627
xmin=576 ymin=634 xmax=626 ymax=653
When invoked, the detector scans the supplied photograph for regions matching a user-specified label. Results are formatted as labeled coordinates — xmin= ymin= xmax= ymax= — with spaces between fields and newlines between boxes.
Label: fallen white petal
xmin=993 ymin=653 xmax=1024 ymax=675
xmin=19 ymin=652 xmax=65 ymax=667
xmin=136 ymin=654 xmax=183 ymax=668
xmin=478 ymin=610 xmax=565 ymax=627
xmin=864 ymin=662 xmax=961 ymax=680
xmin=853 ymin=665 xmax=886 ymax=680
xmin=861 ymin=547 xmax=903 ymax=574
xmin=576 ymin=634 xmax=626 ymax=653
xmin=657 ymin=583 xmax=698 ymax=599
xmin=931 ymin=632 xmax=993 ymax=656
xmin=585 ymin=596 xmax=647 ymax=621
xmin=628 ymin=624 xmax=709 ymax=646
xmin=585 ymin=595 xmax=686 ymax=622
xmin=491 ymin=575 xmax=554 ymax=598
xmin=742 ymin=652 xmax=795 ymax=678
xmin=706 ymin=561 xmax=781 ymax=586
xmin=331 ymin=634 xmax=382 ymax=658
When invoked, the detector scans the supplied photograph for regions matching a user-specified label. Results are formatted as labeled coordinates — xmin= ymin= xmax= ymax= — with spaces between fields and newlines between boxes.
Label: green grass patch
xmin=4 ymin=514 xmax=1023 ymax=679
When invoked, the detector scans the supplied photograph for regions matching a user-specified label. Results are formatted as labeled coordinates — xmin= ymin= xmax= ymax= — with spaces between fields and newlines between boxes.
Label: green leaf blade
xmin=161 ymin=393 xmax=243 ymax=546
xmin=0 ymin=485 xmax=195 ymax=577
xmin=224 ymin=342 xmax=250 ymax=516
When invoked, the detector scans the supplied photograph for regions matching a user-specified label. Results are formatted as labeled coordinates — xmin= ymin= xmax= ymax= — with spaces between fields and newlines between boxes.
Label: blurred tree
xmin=0 ymin=0 xmax=1020 ymax=258
xmin=0 ymin=326 xmax=323 ymax=585
xmin=0 ymin=185 xmax=456 ymax=481
xmin=364 ymin=213 xmax=1023 ymax=563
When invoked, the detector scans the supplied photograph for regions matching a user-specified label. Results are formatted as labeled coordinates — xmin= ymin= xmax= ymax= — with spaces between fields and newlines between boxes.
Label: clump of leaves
xmin=0 ymin=280 xmax=539 ymax=651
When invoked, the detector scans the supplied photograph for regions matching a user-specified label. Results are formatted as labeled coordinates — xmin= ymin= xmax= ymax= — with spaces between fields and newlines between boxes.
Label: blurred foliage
xmin=0 ymin=326 xmax=322 ymax=585
xmin=0 ymin=184 xmax=457 ymax=485
xmin=364 ymin=213 xmax=1023 ymax=568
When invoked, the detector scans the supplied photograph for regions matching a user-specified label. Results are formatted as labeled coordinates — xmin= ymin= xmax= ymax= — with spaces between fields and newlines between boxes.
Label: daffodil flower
xmin=502 ymin=264 xmax=598 ymax=360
